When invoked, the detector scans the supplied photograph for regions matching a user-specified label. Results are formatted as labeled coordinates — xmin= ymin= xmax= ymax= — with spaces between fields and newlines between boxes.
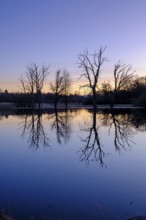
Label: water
xmin=0 ymin=108 xmax=146 ymax=220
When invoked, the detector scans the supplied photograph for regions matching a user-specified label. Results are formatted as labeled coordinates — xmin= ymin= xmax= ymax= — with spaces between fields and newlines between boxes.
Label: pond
xmin=0 ymin=108 xmax=146 ymax=220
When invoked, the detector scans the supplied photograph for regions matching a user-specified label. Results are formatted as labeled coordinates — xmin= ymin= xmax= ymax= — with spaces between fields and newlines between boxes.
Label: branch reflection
xmin=20 ymin=110 xmax=50 ymax=150
xmin=101 ymin=109 xmax=135 ymax=152
xmin=80 ymin=110 xmax=105 ymax=166
xmin=129 ymin=109 xmax=146 ymax=132
xmin=80 ymin=109 xmax=136 ymax=166
xmin=16 ymin=108 xmax=146 ymax=166
xmin=48 ymin=109 xmax=72 ymax=144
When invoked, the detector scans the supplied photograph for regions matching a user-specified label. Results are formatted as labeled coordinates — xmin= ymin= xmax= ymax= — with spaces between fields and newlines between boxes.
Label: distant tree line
xmin=0 ymin=91 xmax=83 ymax=107
xmin=0 ymin=47 xmax=146 ymax=109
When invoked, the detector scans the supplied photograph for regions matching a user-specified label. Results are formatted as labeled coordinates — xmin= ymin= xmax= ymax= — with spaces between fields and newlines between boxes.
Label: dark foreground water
xmin=0 ymin=108 xmax=146 ymax=220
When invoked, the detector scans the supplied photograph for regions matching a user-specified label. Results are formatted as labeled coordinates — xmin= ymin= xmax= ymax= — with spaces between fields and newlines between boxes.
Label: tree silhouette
xmin=112 ymin=61 xmax=135 ymax=107
xmin=62 ymin=69 xmax=72 ymax=109
xmin=78 ymin=47 xmax=107 ymax=110
xmin=20 ymin=63 xmax=50 ymax=108
xmin=50 ymin=70 xmax=65 ymax=109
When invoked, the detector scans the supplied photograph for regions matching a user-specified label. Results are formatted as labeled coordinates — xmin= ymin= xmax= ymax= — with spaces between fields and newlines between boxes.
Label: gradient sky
xmin=0 ymin=0 xmax=146 ymax=92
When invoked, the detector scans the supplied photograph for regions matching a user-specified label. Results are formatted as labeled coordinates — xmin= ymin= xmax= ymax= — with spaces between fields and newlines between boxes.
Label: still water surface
xmin=0 ymin=108 xmax=146 ymax=220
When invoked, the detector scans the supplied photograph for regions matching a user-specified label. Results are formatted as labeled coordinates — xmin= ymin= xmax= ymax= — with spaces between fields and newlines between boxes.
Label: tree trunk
xmin=92 ymin=88 xmax=97 ymax=111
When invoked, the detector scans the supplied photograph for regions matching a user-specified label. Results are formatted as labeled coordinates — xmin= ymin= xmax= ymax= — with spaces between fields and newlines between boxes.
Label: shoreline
xmin=0 ymin=102 xmax=146 ymax=110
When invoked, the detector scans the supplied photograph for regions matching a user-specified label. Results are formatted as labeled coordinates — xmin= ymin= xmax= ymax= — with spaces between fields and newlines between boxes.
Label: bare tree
xmin=62 ymin=69 xmax=72 ymax=108
xmin=50 ymin=69 xmax=65 ymax=109
xmin=20 ymin=63 xmax=50 ymax=108
xmin=78 ymin=47 xmax=107 ymax=110
xmin=100 ymin=81 xmax=112 ymax=104
xmin=112 ymin=60 xmax=135 ymax=107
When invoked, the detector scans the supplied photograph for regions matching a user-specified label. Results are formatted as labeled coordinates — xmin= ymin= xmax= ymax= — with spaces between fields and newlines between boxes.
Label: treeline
xmin=0 ymin=91 xmax=83 ymax=107
xmin=84 ymin=76 xmax=146 ymax=107
xmin=0 ymin=77 xmax=146 ymax=108
xmin=0 ymin=47 xmax=146 ymax=108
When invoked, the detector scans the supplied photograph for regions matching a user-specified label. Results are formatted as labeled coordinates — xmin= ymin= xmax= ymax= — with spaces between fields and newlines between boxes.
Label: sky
xmin=0 ymin=0 xmax=146 ymax=93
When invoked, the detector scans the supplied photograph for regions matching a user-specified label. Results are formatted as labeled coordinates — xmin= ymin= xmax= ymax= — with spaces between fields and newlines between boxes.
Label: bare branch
xmin=50 ymin=69 xmax=72 ymax=108
xmin=19 ymin=63 xmax=50 ymax=108
xmin=114 ymin=60 xmax=135 ymax=92
xmin=77 ymin=47 xmax=107 ymax=109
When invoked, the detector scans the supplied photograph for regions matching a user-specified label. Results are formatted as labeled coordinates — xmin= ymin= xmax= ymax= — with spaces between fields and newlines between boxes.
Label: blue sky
xmin=0 ymin=0 xmax=146 ymax=92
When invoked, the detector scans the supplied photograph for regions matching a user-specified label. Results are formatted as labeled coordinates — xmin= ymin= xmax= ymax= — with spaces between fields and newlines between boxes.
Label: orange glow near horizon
xmin=0 ymin=70 xmax=146 ymax=95
xmin=0 ymin=81 xmax=20 ymax=93
xmin=0 ymin=80 xmax=83 ymax=94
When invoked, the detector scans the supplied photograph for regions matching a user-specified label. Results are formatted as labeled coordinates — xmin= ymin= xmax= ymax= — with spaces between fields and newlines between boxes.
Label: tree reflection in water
xmin=102 ymin=110 xmax=135 ymax=152
xmin=79 ymin=109 xmax=136 ymax=166
xmin=129 ymin=109 xmax=146 ymax=132
xmin=79 ymin=110 xmax=105 ymax=166
xmin=18 ymin=108 xmax=146 ymax=166
xmin=20 ymin=110 xmax=50 ymax=150
xmin=19 ymin=109 xmax=72 ymax=149
xmin=48 ymin=109 xmax=72 ymax=144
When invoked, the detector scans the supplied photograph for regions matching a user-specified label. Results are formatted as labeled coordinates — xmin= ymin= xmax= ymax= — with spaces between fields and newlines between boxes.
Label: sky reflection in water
xmin=0 ymin=109 xmax=146 ymax=220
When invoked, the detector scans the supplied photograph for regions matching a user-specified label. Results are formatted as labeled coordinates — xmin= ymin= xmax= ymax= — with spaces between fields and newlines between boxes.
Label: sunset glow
xmin=0 ymin=0 xmax=146 ymax=93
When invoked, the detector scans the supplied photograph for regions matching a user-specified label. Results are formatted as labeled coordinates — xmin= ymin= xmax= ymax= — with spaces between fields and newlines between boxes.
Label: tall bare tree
xmin=112 ymin=60 xmax=135 ymax=106
xmin=100 ymin=81 xmax=112 ymax=104
xmin=62 ymin=69 xmax=72 ymax=108
xmin=78 ymin=47 xmax=107 ymax=110
xmin=20 ymin=63 xmax=50 ymax=108
xmin=50 ymin=69 xmax=65 ymax=109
